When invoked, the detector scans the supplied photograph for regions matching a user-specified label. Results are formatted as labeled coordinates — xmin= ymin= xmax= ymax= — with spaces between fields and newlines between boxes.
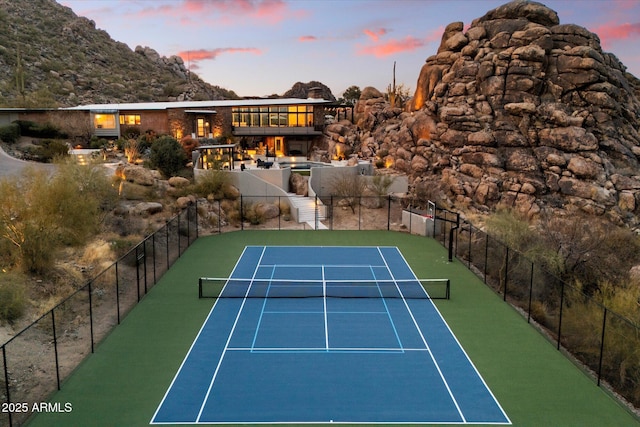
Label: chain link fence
xmin=1 ymin=204 xmax=198 ymax=426
xmin=2 ymin=196 xmax=639 ymax=425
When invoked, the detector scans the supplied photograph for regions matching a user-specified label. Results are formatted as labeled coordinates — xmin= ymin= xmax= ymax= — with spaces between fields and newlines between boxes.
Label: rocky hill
xmin=0 ymin=0 xmax=239 ymax=107
xmin=343 ymin=0 xmax=640 ymax=227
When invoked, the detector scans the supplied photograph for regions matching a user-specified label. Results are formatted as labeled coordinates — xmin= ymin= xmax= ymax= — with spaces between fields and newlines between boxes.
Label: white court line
xmin=195 ymin=246 xmax=267 ymax=423
xmin=395 ymin=248 xmax=512 ymax=425
xmin=226 ymin=347 xmax=428 ymax=352
xmin=149 ymin=246 xmax=251 ymax=425
xmin=251 ymin=264 xmax=276 ymax=351
xmin=322 ymin=265 xmax=329 ymax=351
xmin=378 ymin=246 xmax=467 ymax=423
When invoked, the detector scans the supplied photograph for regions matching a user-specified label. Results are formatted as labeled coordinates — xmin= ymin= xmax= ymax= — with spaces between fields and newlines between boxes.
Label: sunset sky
xmin=60 ymin=0 xmax=640 ymax=99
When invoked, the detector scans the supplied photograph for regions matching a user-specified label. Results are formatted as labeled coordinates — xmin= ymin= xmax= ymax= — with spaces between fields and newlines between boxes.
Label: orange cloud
xmin=364 ymin=28 xmax=389 ymax=42
xmin=178 ymin=47 xmax=262 ymax=63
xmin=592 ymin=22 xmax=640 ymax=47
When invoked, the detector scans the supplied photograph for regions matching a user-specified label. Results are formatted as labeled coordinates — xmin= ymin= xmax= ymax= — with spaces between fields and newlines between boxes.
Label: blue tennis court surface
xmin=151 ymin=246 xmax=510 ymax=424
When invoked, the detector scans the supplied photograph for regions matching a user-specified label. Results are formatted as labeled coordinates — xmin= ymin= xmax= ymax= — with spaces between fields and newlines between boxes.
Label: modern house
xmin=63 ymin=93 xmax=335 ymax=160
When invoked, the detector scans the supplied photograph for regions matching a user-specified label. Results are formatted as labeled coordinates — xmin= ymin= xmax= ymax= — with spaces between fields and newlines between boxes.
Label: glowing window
xmin=94 ymin=114 xmax=116 ymax=129
xmin=119 ymin=115 xmax=141 ymax=125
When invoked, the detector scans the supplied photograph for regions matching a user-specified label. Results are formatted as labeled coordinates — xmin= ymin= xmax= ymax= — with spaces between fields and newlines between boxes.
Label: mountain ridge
xmin=0 ymin=0 xmax=239 ymax=107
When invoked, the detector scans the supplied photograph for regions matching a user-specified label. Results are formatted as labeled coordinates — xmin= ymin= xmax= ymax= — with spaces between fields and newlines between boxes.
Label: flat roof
xmin=63 ymin=98 xmax=331 ymax=112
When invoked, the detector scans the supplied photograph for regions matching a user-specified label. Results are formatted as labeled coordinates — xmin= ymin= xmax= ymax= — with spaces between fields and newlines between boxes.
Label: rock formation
xmin=353 ymin=0 xmax=640 ymax=226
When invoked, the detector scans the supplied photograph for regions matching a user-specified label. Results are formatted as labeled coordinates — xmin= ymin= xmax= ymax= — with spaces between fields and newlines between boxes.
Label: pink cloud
xmin=592 ymin=22 xmax=640 ymax=47
xmin=299 ymin=35 xmax=318 ymax=42
xmin=364 ymin=28 xmax=389 ymax=42
xmin=136 ymin=0 xmax=300 ymax=26
xmin=178 ymin=47 xmax=262 ymax=63
xmin=357 ymin=28 xmax=442 ymax=57
xmin=358 ymin=36 xmax=426 ymax=57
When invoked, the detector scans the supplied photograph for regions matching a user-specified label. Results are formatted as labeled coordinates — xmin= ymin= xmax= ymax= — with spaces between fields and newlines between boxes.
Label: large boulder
xmin=360 ymin=0 xmax=640 ymax=227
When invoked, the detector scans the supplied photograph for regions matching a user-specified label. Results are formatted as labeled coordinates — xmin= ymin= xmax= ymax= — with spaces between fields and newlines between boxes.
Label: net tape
xmin=199 ymin=277 xmax=449 ymax=299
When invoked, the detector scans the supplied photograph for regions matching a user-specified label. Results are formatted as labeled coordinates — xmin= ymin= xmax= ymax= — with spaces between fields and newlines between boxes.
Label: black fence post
xmin=195 ymin=200 xmax=199 ymax=239
xmin=115 ymin=262 xmax=121 ymax=325
xmin=88 ymin=281 xmax=95 ymax=353
xmin=143 ymin=239 xmax=148 ymax=295
xmin=51 ymin=310 xmax=60 ymax=391
xmin=330 ymin=196 xmax=334 ymax=230
xmin=278 ymin=196 xmax=281 ymax=230
xmin=598 ymin=308 xmax=608 ymax=386
xmin=165 ymin=220 xmax=170 ymax=269
xmin=527 ymin=261 xmax=534 ymax=323
xmin=467 ymin=225 xmax=472 ymax=268
xmin=177 ymin=211 xmax=181 ymax=257
xmin=136 ymin=245 xmax=141 ymax=303
xmin=152 ymin=233 xmax=157 ymax=285
xmin=358 ymin=196 xmax=362 ymax=231
xmin=503 ymin=246 xmax=509 ymax=301
xmin=3 ymin=345 xmax=11 ymax=427
xmin=240 ymin=195 xmax=244 ymax=231
xmin=484 ymin=234 xmax=489 ymax=283
xmin=557 ymin=281 xmax=566 ymax=350
xmin=387 ymin=195 xmax=391 ymax=230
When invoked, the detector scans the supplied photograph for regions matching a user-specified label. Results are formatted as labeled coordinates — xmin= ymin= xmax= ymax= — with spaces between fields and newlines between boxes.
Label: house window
xmin=231 ymin=105 xmax=315 ymax=128
xmin=94 ymin=114 xmax=116 ymax=129
xmin=196 ymin=118 xmax=210 ymax=137
xmin=119 ymin=114 xmax=141 ymax=125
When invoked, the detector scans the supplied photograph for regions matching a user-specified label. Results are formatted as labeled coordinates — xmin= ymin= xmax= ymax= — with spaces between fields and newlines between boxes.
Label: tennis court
xmin=151 ymin=246 xmax=510 ymax=424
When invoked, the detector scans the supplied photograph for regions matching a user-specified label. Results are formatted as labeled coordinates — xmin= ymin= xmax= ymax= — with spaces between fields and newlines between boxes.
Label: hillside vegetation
xmin=0 ymin=0 xmax=238 ymax=107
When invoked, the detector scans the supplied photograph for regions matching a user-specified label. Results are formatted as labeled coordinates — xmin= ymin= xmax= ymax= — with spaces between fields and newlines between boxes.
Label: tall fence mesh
xmin=0 ymin=203 xmax=198 ymax=426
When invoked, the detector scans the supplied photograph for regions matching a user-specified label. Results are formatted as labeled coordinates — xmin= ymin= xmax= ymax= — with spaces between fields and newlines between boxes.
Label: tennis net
xmin=198 ymin=277 xmax=450 ymax=300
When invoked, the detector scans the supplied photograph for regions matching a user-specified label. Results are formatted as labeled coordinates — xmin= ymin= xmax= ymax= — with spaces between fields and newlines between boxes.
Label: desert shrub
xmin=369 ymin=175 xmax=395 ymax=196
xmin=39 ymin=139 xmax=69 ymax=162
xmin=221 ymin=199 xmax=240 ymax=225
xmin=0 ymin=122 xmax=20 ymax=144
xmin=180 ymin=136 xmax=199 ymax=159
xmin=124 ymin=138 xmax=141 ymax=163
xmin=14 ymin=120 xmax=65 ymax=139
xmin=278 ymin=199 xmax=291 ymax=218
xmin=242 ymin=202 xmax=265 ymax=225
xmin=89 ymin=136 xmax=109 ymax=149
xmin=0 ymin=161 xmax=117 ymax=274
xmin=149 ymin=135 xmax=187 ymax=178
xmin=194 ymin=169 xmax=231 ymax=199
xmin=330 ymin=172 xmax=367 ymax=213
xmin=539 ymin=214 xmax=640 ymax=293
xmin=0 ymin=274 xmax=27 ymax=324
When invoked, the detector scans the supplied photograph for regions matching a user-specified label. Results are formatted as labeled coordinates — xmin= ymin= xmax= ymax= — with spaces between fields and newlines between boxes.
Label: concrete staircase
xmin=287 ymin=193 xmax=328 ymax=230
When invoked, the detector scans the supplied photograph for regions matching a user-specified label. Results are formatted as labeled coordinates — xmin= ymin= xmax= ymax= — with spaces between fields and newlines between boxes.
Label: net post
xmin=446 ymin=279 xmax=450 ymax=300
xmin=198 ymin=278 xmax=203 ymax=299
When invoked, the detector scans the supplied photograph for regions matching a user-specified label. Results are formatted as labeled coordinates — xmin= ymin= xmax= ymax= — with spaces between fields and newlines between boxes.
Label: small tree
xmin=330 ymin=172 xmax=368 ymax=213
xmin=149 ymin=136 xmax=187 ymax=178
xmin=342 ymin=85 xmax=361 ymax=105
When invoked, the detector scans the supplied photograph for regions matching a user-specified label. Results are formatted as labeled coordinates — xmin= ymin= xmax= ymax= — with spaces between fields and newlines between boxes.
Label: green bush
xmin=149 ymin=136 xmax=187 ymax=178
xmin=0 ymin=279 xmax=26 ymax=324
xmin=38 ymin=139 xmax=69 ymax=162
xmin=194 ymin=169 xmax=231 ymax=199
xmin=89 ymin=136 xmax=109 ymax=149
xmin=14 ymin=120 xmax=65 ymax=139
xmin=0 ymin=122 xmax=20 ymax=144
